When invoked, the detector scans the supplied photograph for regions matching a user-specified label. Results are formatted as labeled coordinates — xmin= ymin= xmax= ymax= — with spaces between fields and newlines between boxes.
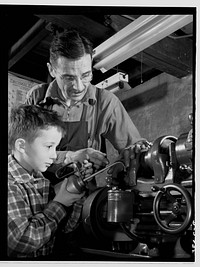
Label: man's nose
xmin=73 ymin=77 xmax=85 ymax=91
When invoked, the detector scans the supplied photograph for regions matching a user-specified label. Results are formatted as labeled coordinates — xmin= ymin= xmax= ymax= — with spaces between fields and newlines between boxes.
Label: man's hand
xmin=107 ymin=140 xmax=152 ymax=185
xmin=121 ymin=140 xmax=152 ymax=168
xmin=53 ymin=178 xmax=85 ymax=207
xmin=64 ymin=148 xmax=109 ymax=170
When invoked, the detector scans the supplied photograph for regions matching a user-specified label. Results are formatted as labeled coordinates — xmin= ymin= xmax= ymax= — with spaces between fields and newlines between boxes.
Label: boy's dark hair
xmin=49 ymin=29 xmax=93 ymax=65
xmin=8 ymin=104 xmax=65 ymax=151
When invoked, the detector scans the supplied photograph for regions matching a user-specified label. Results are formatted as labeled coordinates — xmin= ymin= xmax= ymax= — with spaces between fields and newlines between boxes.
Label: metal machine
xmin=56 ymin=115 xmax=194 ymax=260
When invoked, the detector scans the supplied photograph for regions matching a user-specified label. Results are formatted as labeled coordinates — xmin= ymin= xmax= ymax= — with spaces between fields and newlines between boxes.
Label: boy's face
xmin=22 ymin=126 xmax=62 ymax=173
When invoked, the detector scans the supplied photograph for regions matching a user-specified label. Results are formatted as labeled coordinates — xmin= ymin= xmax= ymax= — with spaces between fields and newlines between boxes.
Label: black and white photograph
xmin=1 ymin=1 xmax=198 ymax=265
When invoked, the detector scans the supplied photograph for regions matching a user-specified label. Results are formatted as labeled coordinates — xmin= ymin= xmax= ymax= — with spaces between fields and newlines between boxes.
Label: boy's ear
xmin=47 ymin=62 xmax=56 ymax=78
xmin=15 ymin=138 xmax=26 ymax=153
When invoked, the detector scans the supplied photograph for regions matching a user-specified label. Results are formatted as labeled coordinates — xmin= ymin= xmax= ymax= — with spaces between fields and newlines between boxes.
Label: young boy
xmin=8 ymin=104 xmax=92 ymax=259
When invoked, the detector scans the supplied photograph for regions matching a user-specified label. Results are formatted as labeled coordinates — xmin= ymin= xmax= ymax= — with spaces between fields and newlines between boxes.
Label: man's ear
xmin=15 ymin=138 xmax=26 ymax=153
xmin=47 ymin=62 xmax=56 ymax=78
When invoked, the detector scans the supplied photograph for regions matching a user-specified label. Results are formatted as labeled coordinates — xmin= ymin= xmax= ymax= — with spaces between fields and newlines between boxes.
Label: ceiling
xmin=6 ymin=6 xmax=195 ymax=89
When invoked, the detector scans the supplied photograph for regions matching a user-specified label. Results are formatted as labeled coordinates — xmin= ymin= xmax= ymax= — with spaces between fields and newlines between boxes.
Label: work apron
xmin=57 ymin=104 xmax=100 ymax=190
xmin=57 ymin=103 xmax=88 ymax=152
xmin=57 ymin=87 xmax=106 ymax=153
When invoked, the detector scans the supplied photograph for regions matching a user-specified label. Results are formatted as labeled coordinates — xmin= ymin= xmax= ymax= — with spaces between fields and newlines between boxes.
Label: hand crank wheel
xmin=153 ymin=183 xmax=192 ymax=234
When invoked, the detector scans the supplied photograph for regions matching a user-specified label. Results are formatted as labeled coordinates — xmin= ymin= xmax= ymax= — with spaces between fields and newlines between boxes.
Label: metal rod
xmin=83 ymin=161 xmax=125 ymax=182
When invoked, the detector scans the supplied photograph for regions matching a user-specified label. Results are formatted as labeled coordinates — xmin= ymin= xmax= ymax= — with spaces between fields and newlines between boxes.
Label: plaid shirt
xmin=8 ymin=155 xmax=84 ymax=258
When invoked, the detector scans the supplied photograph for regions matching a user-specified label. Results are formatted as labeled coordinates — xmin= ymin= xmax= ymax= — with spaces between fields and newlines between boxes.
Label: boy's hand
xmin=53 ymin=178 xmax=85 ymax=207
xmin=80 ymin=160 xmax=93 ymax=181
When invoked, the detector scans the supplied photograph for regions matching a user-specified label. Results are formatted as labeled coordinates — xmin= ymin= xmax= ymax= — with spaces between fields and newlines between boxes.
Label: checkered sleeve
xmin=8 ymin=182 xmax=66 ymax=256
xmin=63 ymin=197 xmax=86 ymax=233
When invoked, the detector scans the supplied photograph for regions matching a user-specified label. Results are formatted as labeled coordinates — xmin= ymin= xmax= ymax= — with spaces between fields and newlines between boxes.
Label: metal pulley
xmin=141 ymin=135 xmax=177 ymax=183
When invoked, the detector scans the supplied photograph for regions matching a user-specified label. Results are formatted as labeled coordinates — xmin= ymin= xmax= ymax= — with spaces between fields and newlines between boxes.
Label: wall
xmin=106 ymin=72 xmax=193 ymax=164
xmin=8 ymin=72 xmax=39 ymax=117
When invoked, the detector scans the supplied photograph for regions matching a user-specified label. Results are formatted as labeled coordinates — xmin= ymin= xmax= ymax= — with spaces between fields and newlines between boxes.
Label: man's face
xmin=52 ymin=54 xmax=93 ymax=102
xmin=22 ymin=127 xmax=62 ymax=173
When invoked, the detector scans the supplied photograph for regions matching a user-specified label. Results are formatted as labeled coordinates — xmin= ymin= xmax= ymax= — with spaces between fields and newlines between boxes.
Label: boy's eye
xmin=47 ymin=145 xmax=53 ymax=149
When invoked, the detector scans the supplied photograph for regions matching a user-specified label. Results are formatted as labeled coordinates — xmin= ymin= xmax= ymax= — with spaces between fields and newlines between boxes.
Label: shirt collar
xmin=40 ymin=79 xmax=97 ymax=107
xmin=8 ymin=154 xmax=43 ymax=184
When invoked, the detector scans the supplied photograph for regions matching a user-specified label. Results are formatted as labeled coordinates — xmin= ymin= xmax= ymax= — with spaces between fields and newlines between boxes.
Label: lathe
xmin=56 ymin=115 xmax=194 ymax=261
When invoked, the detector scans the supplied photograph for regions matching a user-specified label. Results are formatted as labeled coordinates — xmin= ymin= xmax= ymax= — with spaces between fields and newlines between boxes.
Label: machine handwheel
xmin=153 ymin=183 xmax=192 ymax=234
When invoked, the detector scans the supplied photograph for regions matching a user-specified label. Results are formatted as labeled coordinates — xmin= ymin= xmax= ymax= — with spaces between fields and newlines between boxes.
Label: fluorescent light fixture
xmin=95 ymin=72 xmax=131 ymax=93
xmin=93 ymin=15 xmax=193 ymax=73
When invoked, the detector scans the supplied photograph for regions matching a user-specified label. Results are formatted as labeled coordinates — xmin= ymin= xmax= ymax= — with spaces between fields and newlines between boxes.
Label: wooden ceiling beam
xmin=9 ymin=19 xmax=45 ymax=58
xmin=8 ymin=19 xmax=50 ymax=69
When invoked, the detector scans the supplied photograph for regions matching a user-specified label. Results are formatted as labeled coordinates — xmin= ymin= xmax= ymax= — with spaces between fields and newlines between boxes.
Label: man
xmin=25 ymin=29 xmax=147 ymax=182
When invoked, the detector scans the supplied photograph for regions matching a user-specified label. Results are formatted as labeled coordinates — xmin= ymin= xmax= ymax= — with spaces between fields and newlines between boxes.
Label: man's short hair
xmin=49 ymin=29 xmax=93 ymax=65
xmin=8 ymin=104 xmax=65 ymax=151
